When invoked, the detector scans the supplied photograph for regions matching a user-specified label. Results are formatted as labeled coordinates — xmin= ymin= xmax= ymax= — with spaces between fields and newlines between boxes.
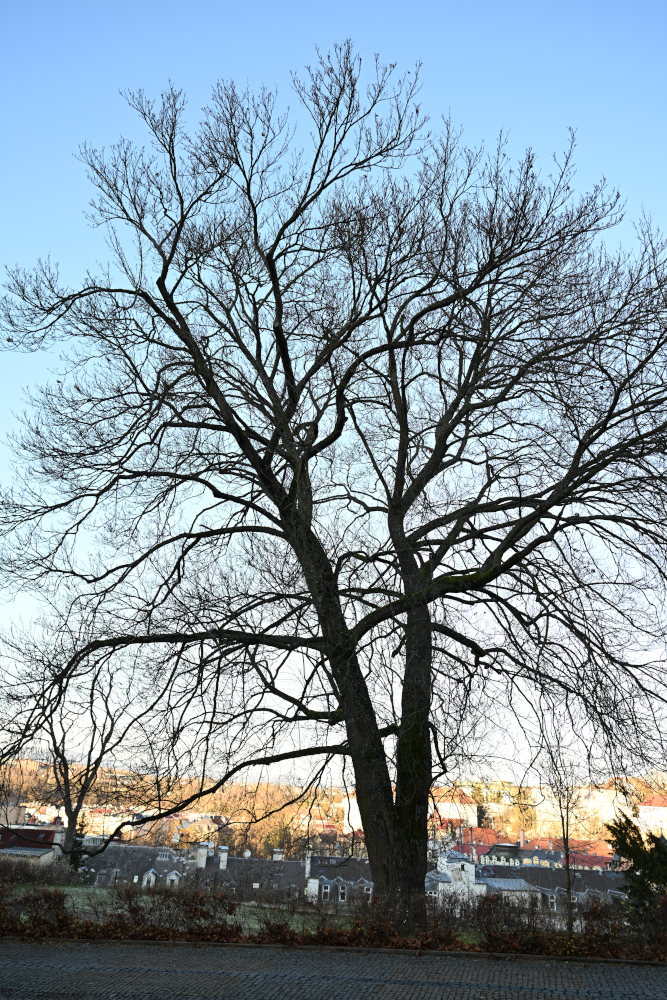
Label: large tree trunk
xmin=286 ymin=500 xmax=434 ymax=924
xmin=62 ymin=821 xmax=77 ymax=857
xmin=62 ymin=801 xmax=84 ymax=857
xmin=393 ymin=604 xmax=433 ymax=925
xmin=329 ymin=612 xmax=433 ymax=926
xmin=330 ymin=646 xmax=432 ymax=919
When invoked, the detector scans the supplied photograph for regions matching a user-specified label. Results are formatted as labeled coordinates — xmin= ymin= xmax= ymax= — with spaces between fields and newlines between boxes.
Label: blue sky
xmin=1 ymin=0 xmax=665 ymax=462
xmin=0 ymin=1 xmax=664 ymax=774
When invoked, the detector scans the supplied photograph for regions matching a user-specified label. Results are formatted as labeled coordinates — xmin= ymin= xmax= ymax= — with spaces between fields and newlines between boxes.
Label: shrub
xmin=0 ymin=879 xmax=664 ymax=959
xmin=0 ymin=858 xmax=84 ymax=887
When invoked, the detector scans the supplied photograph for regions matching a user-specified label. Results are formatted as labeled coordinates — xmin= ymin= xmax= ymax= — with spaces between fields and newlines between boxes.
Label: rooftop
xmin=640 ymin=794 xmax=667 ymax=808
xmin=433 ymin=788 xmax=477 ymax=806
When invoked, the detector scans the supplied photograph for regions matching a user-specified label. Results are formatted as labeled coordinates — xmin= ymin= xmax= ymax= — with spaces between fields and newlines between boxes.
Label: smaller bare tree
xmin=0 ymin=621 xmax=190 ymax=856
xmin=537 ymin=729 xmax=587 ymax=935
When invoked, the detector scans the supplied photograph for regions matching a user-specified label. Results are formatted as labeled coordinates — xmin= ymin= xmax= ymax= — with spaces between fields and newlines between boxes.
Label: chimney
xmin=519 ymin=829 xmax=526 ymax=848
xmin=195 ymin=843 xmax=208 ymax=868
xmin=305 ymin=848 xmax=312 ymax=878
xmin=272 ymin=848 xmax=284 ymax=862
xmin=218 ymin=846 xmax=229 ymax=870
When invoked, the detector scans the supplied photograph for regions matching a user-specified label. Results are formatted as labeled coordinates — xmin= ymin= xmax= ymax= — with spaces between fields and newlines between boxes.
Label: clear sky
xmin=1 ymin=1 xmax=664 ymax=781
xmin=1 ymin=0 xmax=665 ymax=461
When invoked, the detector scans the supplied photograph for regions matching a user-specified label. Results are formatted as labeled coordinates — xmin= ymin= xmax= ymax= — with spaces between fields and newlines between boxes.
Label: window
xmin=548 ymin=894 xmax=556 ymax=911
xmin=363 ymin=886 xmax=372 ymax=900
xmin=322 ymin=884 xmax=330 ymax=900
xmin=427 ymin=890 xmax=437 ymax=898
xmin=339 ymin=886 xmax=346 ymax=902
xmin=133 ymin=875 xmax=139 ymax=883
xmin=252 ymin=882 xmax=260 ymax=889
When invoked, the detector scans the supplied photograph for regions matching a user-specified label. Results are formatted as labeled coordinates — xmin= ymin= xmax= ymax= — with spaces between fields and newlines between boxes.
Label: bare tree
xmin=3 ymin=41 xmax=667 ymax=920
xmin=537 ymin=729 xmax=588 ymax=935
xmin=0 ymin=621 xmax=191 ymax=855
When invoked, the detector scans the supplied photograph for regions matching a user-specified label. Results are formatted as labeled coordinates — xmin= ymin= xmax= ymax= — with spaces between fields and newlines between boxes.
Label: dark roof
xmin=211 ymin=855 xmax=304 ymax=891
xmin=206 ymin=853 xmax=373 ymax=893
xmin=425 ymin=870 xmax=453 ymax=885
xmin=485 ymin=865 xmax=629 ymax=895
xmin=0 ymin=829 xmax=58 ymax=849
xmin=458 ymin=842 xmax=525 ymax=860
xmin=80 ymin=843 xmax=195 ymax=886
xmin=309 ymin=855 xmax=373 ymax=883
xmin=476 ymin=844 xmax=522 ymax=858
xmin=479 ymin=876 xmax=533 ymax=892
xmin=0 ymin=846 xmax=54 ymax=858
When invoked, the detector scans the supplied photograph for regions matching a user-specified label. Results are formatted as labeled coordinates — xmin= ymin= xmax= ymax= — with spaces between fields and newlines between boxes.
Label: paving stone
xmin=0 ymin=941 xmax=665 ymax=999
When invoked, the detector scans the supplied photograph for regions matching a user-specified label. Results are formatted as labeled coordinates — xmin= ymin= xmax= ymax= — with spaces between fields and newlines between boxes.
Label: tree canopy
xmin=607 ymin=815 xmax=667 ymax=906
xmin=3 ymin=42 xmax=667 ymax=917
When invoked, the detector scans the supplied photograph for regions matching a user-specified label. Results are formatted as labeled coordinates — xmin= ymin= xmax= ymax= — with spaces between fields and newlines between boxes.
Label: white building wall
xmin=638 ymin=803 xmax=667 ymax=835
xmin=435 ymin=854 xmax=486 ymax=899
xmin=430 ymin=791 xmax=478 ymax=827
xmin=533 ymin=785 xmax=634 ymax=836
xmin=342 ymin=796 xmax=363 ymax=835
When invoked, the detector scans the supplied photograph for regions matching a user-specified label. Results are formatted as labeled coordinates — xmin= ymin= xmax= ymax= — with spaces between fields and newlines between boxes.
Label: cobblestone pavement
xmin=0 ymin=941 xmax=666 ymax=1000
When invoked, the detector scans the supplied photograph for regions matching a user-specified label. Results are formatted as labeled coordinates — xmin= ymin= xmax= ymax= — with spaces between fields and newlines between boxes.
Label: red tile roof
xmin=434 ymin=817 xmax=466 ymax=830
xmin=523 ymin=838 xmax=612 ymax=857
xmin=455 ymin=828 xmax=505 ymax=849
xmin=640 ymin=794 xmax=667 ymax=808
xmin=433 ymin=788 xmax=476 ymax=805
